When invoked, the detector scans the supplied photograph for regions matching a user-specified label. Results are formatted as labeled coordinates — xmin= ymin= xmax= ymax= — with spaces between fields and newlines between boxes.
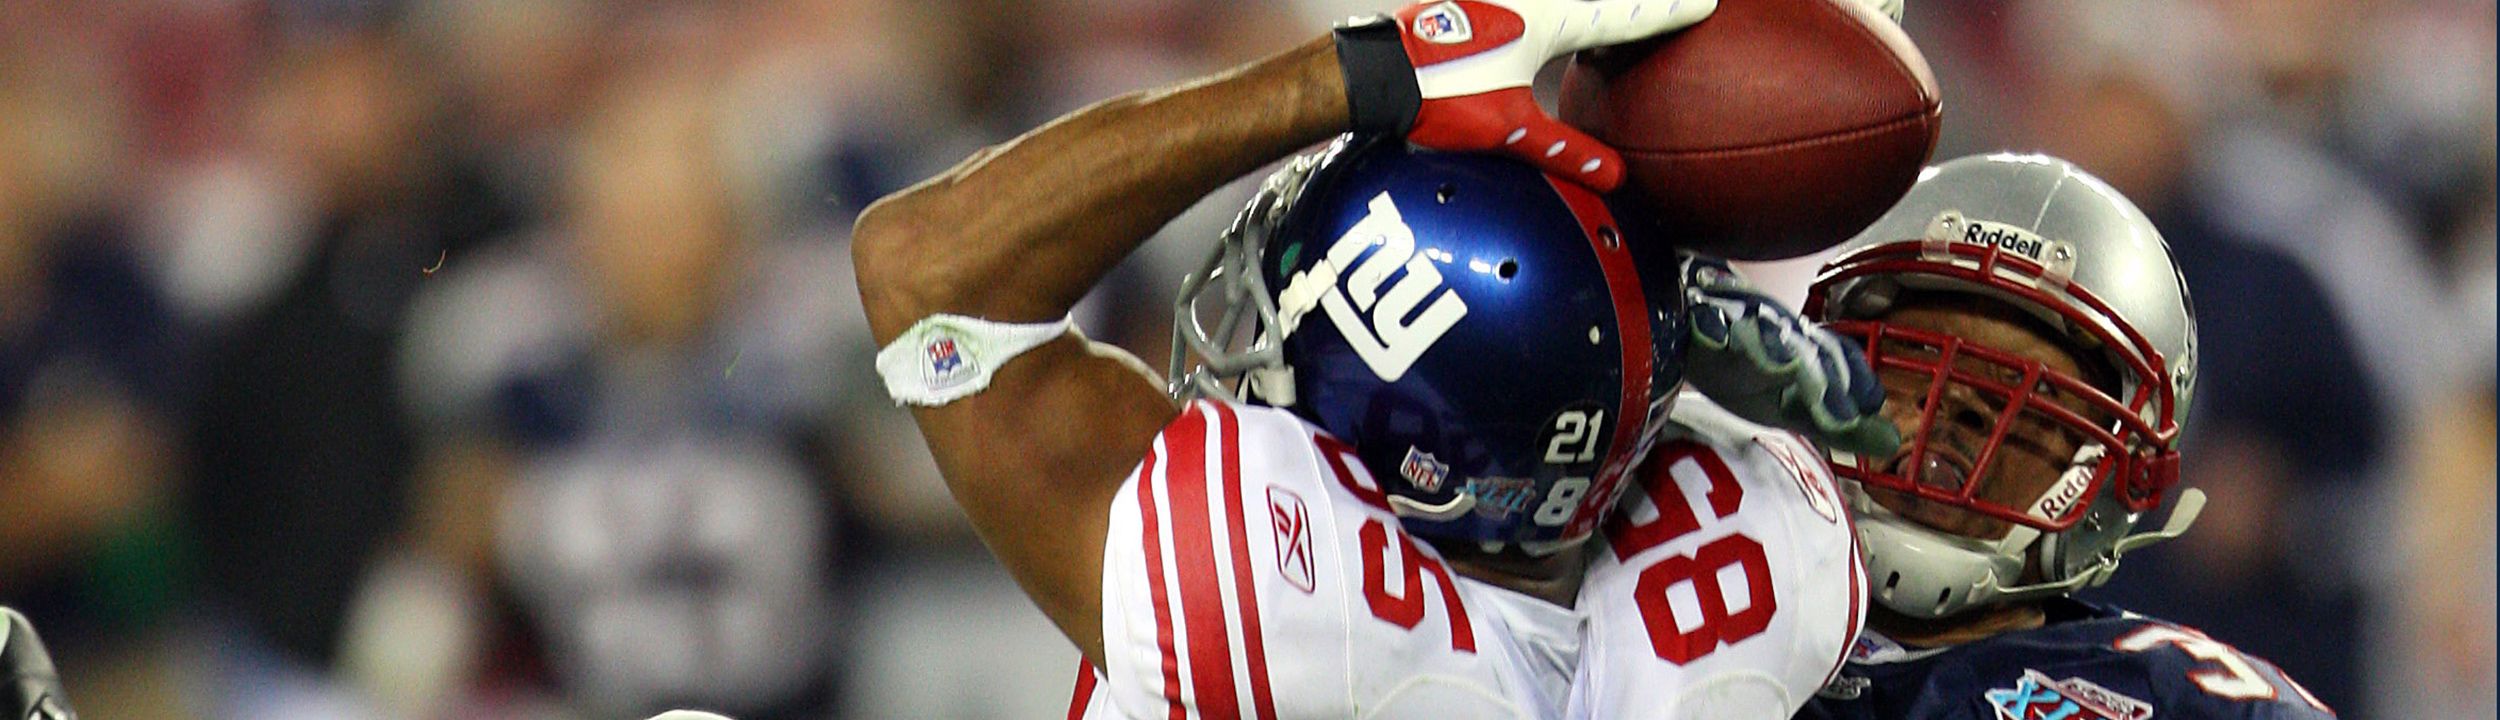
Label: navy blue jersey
xmin=1797 ymin=598 xmax=2336 ymax=720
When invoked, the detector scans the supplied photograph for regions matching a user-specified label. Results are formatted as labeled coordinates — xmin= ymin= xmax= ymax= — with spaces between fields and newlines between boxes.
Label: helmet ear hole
xmin=1496 ymin=259 xmax=1519 ymax=281
xmin=1435 ymin=183 xmax=1457 ymax=204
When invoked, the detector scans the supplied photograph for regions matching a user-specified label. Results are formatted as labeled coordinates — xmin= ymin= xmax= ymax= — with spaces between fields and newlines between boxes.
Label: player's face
xmin=1862 ymin=295 xmax=2112 ymax=542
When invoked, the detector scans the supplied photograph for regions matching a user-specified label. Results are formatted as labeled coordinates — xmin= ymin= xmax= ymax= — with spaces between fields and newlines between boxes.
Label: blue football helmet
xmin=1172 ymin=135 xmax=1686 ymax=549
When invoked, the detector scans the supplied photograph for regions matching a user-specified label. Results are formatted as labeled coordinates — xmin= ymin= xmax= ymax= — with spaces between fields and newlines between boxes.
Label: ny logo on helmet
xmin=1277 ymin=192 xmax=1469 ymax=382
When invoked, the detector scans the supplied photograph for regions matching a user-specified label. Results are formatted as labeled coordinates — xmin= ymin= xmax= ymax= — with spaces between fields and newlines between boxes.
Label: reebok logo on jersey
xmin=1274 ymin=192 xmax=1468 ymax=382
xmin=1268 ymin=487 xmax=1316 ymax=594
xmin=1411 ymin=2 xmax=1474 ymax=43
xmin=1986 ymin=669 xmax=2152 ymax=720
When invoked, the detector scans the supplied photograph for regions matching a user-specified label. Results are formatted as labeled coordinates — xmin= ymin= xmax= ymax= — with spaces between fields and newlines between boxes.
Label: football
xmin=1558 ymin=0 xmax=1942 ymax=261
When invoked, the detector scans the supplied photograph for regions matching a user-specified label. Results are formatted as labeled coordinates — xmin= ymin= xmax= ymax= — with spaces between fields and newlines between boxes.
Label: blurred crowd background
xmin=0 ymin=0 xmax=2488 ymax=718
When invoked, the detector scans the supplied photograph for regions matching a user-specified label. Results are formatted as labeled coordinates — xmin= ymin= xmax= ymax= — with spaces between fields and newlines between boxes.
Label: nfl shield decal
xmin=1985 ymin=669 xmax=2153 ymax=720
xmin=1411 ymin=1 xmax=1474 ymax=44
xmin=1401 ymin=447 xmax=1450 ymax=493
xmin=924 ymin=333 xmax=975 ymax=389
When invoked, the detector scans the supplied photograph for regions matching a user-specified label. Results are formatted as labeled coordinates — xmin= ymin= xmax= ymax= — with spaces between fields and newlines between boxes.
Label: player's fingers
xmin=1733 ymin=306 xmax=1801 ymax=371
xmin=1784 ymin=380 xmax=1889 ymax=454
xmin=1776 ymin=371 xmax=1841 ymax=436
xmin=1574 ymin=0 xmax=1718 ymax=48
xmin=1807 ymin=347 xmax=1860 ymax=424
xmin=1826 ymin=343 xmax=1901 ymax=457
xmin=1505 ymin=110 xmax=1625 ymax=190
xmin=1688 ymin=302 xmax=1735 ymax=350
xmin=1826 ymin=414 xmax=1903 ymax=458
xmin=1830 ymin=334 xmax=1886 ymax=416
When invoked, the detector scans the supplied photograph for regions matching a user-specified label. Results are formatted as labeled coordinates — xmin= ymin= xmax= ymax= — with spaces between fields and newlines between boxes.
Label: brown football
xmin=1559 ymin=0 xmax=1942 ymax=261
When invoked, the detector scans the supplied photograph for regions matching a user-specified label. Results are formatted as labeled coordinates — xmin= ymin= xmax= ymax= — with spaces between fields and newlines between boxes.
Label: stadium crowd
xmin=0 ymin=0 xmax=2487 ymax=717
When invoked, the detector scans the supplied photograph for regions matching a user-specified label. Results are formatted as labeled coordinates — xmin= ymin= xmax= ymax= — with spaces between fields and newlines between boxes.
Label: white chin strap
xmin=1849 ymin=482 xmax=2207 ymax=620
xmin=2110 ymin=488 xmax=2205 ymax=555
xmin=1388 ymin=492 xmax=1476 ymax=521
xmin=1849 ymin=493 xmax=2032 ymax=619
xmin=1243 ymin=332 xmax=1298 ymax=406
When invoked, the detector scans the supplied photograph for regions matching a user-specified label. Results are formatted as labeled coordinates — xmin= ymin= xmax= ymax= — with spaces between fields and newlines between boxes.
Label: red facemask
xmin=1824 ymin=318 xmax=2179 ymax=534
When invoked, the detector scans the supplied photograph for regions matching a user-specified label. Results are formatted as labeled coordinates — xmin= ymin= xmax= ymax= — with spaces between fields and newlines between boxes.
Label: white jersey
xmin=1068 ymin=398 xmax=1862 ymax=719
xmin=1566 ymin=395 xmax=1866 ymax=719
xmin=1074 ymin=400 xmax=1566 ymax=719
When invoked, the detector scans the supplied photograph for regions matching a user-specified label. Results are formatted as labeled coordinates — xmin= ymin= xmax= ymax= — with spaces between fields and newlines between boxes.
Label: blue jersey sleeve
xmin=2110 ymin=623 xmax=2340 ymax=719
xmin=1793 ymin=608 xmax=2339 ymax=720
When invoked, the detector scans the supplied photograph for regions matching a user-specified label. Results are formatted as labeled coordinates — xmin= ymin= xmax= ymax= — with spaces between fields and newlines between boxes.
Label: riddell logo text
xmin=2028 ymin=445 xmax=2103 ymax=523
xmin=1959 ymin=220 xmax=2049 ymax=262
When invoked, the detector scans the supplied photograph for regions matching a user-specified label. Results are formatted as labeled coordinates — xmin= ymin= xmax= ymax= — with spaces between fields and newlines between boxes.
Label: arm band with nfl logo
xmin=874 ymin=313 xmax=1075 ymax=407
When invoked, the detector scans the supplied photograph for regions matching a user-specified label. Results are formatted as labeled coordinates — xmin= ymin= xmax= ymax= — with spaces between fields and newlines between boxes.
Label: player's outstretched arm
xmin=852 ymin=38 xmax=1347 ymax=665
xmin=853 ymin=0 xmax=1714 ymax=668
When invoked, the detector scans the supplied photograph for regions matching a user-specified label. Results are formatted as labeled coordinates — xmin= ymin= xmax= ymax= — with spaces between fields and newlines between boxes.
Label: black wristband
xmin=1332 ymin=15 xmax=1420 ymax=136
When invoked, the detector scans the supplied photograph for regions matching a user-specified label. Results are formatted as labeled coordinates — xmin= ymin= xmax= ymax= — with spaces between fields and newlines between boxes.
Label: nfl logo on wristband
xmin=925 ymin=335 xmax=972 ymax=389
xmin=1412 ymin=2 xmax=1474 ymax=43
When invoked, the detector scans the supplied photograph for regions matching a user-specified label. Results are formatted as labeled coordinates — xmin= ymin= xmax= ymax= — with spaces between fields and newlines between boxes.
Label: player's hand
xmin=1678 ymin=253 xmax=1901 ymax=458
xmin=1334 ymin=0 xmax=1718 ymax=189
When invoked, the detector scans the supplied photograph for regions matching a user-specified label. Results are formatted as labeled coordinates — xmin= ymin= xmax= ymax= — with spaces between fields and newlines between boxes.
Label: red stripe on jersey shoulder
xmin=1821 ymin=496 xmax=1870 ymax=691
xmin=1136 ymin=438 xmax=1186 ymax=720
xmin=1163 ymin=403 xmax=1241 ymax=717
xmin=1067 ymin=661 xmax=1100 ymax=720
xmin=1209 ymin=403 xmax=1280 ymax=719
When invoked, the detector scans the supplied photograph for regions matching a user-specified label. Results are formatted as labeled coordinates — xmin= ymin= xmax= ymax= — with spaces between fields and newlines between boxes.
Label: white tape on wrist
xmin=875 ymin=313 xmax=1073 ymax=407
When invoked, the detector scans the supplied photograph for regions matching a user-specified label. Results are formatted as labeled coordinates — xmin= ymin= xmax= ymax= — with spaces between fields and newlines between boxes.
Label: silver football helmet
xmin=1804 ymin=153 xmax=2204 ymax=619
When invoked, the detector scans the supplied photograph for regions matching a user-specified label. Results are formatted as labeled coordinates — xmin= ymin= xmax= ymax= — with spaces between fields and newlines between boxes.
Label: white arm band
xmin=874 ymin=313 xmax=1074 ymax=407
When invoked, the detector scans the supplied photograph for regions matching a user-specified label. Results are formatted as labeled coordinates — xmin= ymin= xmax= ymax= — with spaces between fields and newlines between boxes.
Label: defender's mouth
xmin=1889 ymin=444 xmax=1977 ymax=495
xmin=1869 ymin=443 xmax=2022 ymax=540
